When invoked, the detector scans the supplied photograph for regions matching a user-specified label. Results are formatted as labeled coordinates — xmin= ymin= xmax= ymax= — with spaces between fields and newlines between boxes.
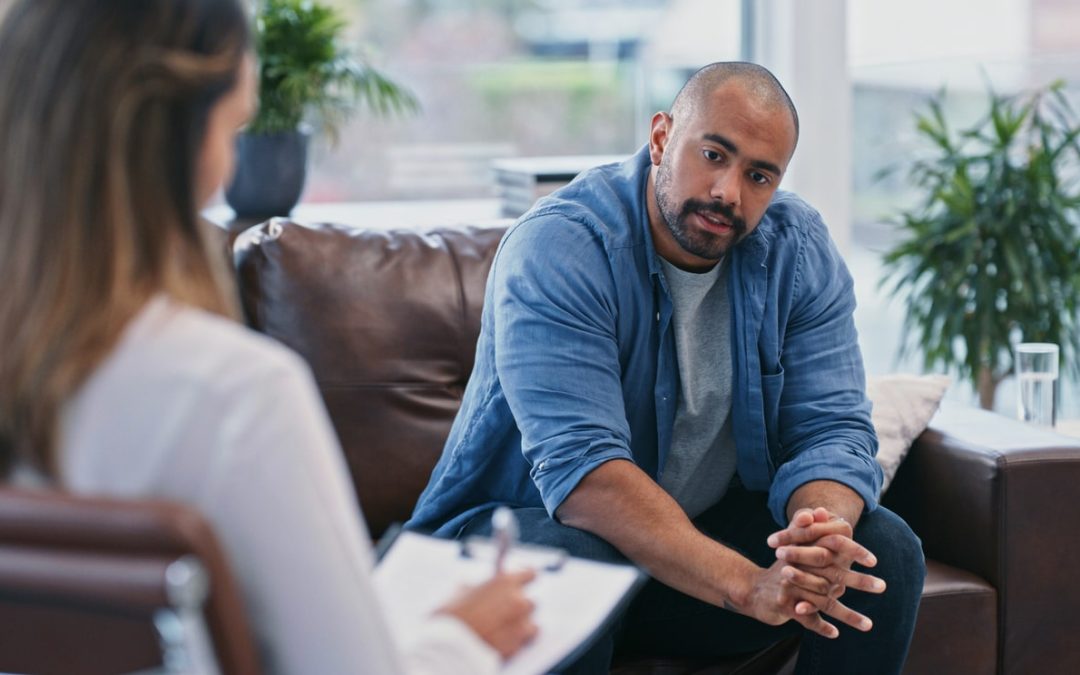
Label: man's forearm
xmin=785 ymin=480 xmax=865 ymax=528
xmin=555 ymin=459 xmax=757 ymax=608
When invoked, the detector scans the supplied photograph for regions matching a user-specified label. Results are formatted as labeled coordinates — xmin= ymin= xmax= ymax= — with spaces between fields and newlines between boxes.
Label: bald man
xmin=408 ymin=62 xmax=925 ymax=674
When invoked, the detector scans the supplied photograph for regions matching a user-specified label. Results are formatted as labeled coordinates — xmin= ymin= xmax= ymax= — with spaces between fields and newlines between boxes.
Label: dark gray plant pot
xmin=225 ymin=129 xmax=310 ymax=219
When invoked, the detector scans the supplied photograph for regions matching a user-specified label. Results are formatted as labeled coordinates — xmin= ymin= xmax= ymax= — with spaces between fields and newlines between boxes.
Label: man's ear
xmin=648 ymin=112 xmax=671 ymax=166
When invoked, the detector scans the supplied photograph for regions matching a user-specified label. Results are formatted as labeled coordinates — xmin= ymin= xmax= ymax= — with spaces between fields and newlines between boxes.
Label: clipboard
xmin=373 ymin=525 xmax=646 ymax=675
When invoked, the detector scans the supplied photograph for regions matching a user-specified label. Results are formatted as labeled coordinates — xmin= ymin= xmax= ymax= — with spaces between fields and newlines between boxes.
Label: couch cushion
xmin=903 ymin=559 xmax=997 ymax=675
xmin=867 ymin=374 xmax=950 ymax=494
xmin=233 ymin=219 xmax=509 ymax=537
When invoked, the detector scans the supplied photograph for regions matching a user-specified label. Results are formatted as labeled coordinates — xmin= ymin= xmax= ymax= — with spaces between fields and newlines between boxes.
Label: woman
xmin=0 ymin=0 xmax=536 ymax=672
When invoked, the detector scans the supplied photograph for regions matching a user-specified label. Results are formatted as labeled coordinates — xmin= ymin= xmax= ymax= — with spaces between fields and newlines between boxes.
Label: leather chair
xmin=233 ymin=218 xmax=1080 ymax=674
xmin=0 ymin=487 xmax=261 ymax=675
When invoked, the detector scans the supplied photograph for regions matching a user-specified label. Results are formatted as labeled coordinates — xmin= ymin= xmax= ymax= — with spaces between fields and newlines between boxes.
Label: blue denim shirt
xmin=407 ymin=146 xmax=881 ymax=536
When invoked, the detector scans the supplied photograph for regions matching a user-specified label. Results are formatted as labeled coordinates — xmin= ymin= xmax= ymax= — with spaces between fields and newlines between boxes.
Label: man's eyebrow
xmin=702 ymin=133 xmax=782 ymax=176
xmin=703 ymin=133 xmax=738 ymax=155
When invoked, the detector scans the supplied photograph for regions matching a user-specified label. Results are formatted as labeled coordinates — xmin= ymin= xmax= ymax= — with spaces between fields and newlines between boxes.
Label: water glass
xmin=1015 ymin=342 xmax=1059 ymax=427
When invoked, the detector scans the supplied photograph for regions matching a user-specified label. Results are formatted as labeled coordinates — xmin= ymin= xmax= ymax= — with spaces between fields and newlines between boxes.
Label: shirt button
xmin=655 ymin=312 xmax=660 ymax=321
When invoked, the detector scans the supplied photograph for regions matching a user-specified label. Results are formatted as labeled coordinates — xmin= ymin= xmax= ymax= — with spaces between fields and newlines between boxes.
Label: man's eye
xmin=750 ymin=171 xmax=770 ymax=185
xmin=703 ymin=149 xmax=721 ymax=162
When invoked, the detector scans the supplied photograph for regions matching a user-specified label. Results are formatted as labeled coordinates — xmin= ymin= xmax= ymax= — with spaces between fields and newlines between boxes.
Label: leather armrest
xmin=0 ymin=546 xmax=176 ymax=610
xmin=882 ymin=401 xmax=1080 ymax=673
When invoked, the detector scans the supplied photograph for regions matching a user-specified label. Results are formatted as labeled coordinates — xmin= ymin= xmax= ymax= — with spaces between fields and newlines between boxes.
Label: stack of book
xmin=492 ymin=155 xmax=626 ymax=218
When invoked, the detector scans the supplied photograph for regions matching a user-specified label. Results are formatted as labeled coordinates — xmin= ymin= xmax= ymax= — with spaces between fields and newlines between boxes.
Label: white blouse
xmin=57 ymin=296 xmax=498 ymax=675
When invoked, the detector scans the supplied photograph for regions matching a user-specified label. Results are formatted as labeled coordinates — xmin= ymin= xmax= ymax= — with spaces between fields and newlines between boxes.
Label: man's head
xmin=647 ymin=62 xmax=799 ymax=271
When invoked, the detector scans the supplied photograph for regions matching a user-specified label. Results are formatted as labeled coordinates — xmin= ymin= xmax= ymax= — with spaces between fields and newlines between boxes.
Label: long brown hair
xmin=0 ymin=0 xmax=251 ymax=477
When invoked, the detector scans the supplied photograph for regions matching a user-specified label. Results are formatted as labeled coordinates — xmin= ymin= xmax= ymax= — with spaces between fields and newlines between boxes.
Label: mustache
xmin=680 ymin=199 xmax=746 ymax=233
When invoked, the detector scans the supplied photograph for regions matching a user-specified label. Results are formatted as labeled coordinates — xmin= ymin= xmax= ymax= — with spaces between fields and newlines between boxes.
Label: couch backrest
xmin=232 ymin=219 xmax=509 ymax=537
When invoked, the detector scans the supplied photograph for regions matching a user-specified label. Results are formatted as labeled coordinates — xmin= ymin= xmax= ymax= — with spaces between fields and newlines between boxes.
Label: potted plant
xmin=226 ymin=0 xmax=417 ymax=219
xmin=881 ymin=81 xmax=1080 ymax=409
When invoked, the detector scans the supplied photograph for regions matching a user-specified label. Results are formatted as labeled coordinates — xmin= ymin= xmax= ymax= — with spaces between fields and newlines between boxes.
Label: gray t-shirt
xmin=658 ymin=257 xmax=738 ymax=519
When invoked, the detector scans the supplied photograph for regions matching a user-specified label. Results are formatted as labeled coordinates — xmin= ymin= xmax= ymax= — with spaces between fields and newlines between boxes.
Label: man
xmin=407 ymin=62 xmax=924 ymax=673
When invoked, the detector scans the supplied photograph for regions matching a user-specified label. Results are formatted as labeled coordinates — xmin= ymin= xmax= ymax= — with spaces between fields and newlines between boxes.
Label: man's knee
xmin=855 ymin=507 xmax=926 ymax=594
xmin=461 ymin=506 xmax=627 ymax=564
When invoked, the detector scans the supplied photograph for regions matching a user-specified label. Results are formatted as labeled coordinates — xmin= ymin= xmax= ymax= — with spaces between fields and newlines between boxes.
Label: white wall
xmin=751 ymin=0 xmax=853 ymax=252
xmin=849 ymin=0 xmax=1031 ymax=69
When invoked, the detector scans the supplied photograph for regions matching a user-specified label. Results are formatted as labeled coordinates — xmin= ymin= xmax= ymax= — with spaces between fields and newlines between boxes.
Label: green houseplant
xmin=881 ymin=81 xmax=1080 ymax=409
xmin=226 ymin=0 xmax=417 ymax=218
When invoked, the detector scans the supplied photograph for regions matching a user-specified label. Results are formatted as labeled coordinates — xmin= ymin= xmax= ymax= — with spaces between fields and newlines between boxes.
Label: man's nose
xmin=710 ymin=169 xmax=740 ymax=208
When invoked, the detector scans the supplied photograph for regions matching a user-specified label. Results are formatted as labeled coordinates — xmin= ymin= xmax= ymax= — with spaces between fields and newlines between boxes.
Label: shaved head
xmin=670 ymin=61 xmax=799 ymax=147
xmin=645 ymin=61 xmax=800 ymax=270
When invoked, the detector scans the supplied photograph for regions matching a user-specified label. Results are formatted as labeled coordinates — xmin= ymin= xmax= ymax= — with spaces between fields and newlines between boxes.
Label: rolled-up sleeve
xmin=492 ymin=215 xmax=635 ymax=517
xmin=766 ymin=218 xmax=882 ymax=524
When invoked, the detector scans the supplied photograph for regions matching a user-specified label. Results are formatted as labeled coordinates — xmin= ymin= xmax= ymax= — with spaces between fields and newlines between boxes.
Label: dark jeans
xmin=460 ymin=485 xmax=925 ymax=675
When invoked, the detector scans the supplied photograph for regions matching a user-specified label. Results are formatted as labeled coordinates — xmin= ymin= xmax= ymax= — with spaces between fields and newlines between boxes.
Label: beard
xmin=654 ymin=160 xmax=748 ymax=260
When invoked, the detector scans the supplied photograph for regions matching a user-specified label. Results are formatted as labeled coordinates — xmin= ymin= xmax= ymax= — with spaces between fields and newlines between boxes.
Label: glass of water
xmin=1015 ymin=342 xmax=1059 ymax=427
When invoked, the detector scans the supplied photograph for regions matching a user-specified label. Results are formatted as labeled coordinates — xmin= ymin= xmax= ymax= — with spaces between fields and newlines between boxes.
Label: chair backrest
xmin=0 ymin=486 xmax=261 ymax=675
xmin=233 ymin=219 xmax=509 ymax=537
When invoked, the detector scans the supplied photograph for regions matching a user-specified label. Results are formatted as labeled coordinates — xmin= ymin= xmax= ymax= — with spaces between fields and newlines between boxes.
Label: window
xmin=304 ymin=0 xmax=742 ymax=202
xmin=849 ymin=0 xmax=1080 ymax=248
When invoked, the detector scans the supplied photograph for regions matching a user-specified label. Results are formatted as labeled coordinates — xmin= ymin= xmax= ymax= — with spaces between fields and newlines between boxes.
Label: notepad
xmin=372 ymin=530 xmax=644 ymax=675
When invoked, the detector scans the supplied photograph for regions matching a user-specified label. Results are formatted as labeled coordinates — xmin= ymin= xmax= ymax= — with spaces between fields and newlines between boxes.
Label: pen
xmin=491 ymin=506 xmax=518 ymax=575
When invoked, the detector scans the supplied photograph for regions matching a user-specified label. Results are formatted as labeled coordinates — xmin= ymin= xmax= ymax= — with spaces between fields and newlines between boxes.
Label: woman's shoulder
xmin=122 ymin=295 xmax=309 ymax=392
xmin=60 ymin=295 xmax=325 ymax=494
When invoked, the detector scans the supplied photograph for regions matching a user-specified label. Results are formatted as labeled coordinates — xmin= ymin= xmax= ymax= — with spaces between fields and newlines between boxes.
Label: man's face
xmin=647 ymin=81 xmax=797 ymax=270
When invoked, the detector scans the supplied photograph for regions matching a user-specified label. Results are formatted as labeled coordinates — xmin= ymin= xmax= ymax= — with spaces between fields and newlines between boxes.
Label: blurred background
xmin=303 ymin=0 xmax=1080 ymax=206
xmin=247 ymin=0 xmax=1080 ymax=418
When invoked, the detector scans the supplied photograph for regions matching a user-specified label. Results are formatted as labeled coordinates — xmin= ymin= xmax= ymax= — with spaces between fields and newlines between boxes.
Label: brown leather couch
xmin=233 ymin=218 xmax=1080 ymax=675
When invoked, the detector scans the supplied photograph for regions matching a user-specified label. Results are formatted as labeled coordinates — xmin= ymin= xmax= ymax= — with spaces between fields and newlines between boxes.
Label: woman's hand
xmin=438 ymin=569 xmax=539 ymax=659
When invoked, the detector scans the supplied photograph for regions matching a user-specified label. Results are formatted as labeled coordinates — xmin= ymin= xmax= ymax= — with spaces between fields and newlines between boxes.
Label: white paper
xmin=373 ymin=531 xmax=641 ymax=675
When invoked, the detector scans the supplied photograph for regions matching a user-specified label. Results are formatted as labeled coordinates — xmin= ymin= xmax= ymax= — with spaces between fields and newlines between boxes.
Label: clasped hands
xmin=734 ymin=508 xmax=886 ymax=639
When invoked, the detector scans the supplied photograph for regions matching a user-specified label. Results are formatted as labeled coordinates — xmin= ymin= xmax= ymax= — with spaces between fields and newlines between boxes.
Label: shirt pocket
xmin=761 ymin=366 xmax=785 ymax=471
